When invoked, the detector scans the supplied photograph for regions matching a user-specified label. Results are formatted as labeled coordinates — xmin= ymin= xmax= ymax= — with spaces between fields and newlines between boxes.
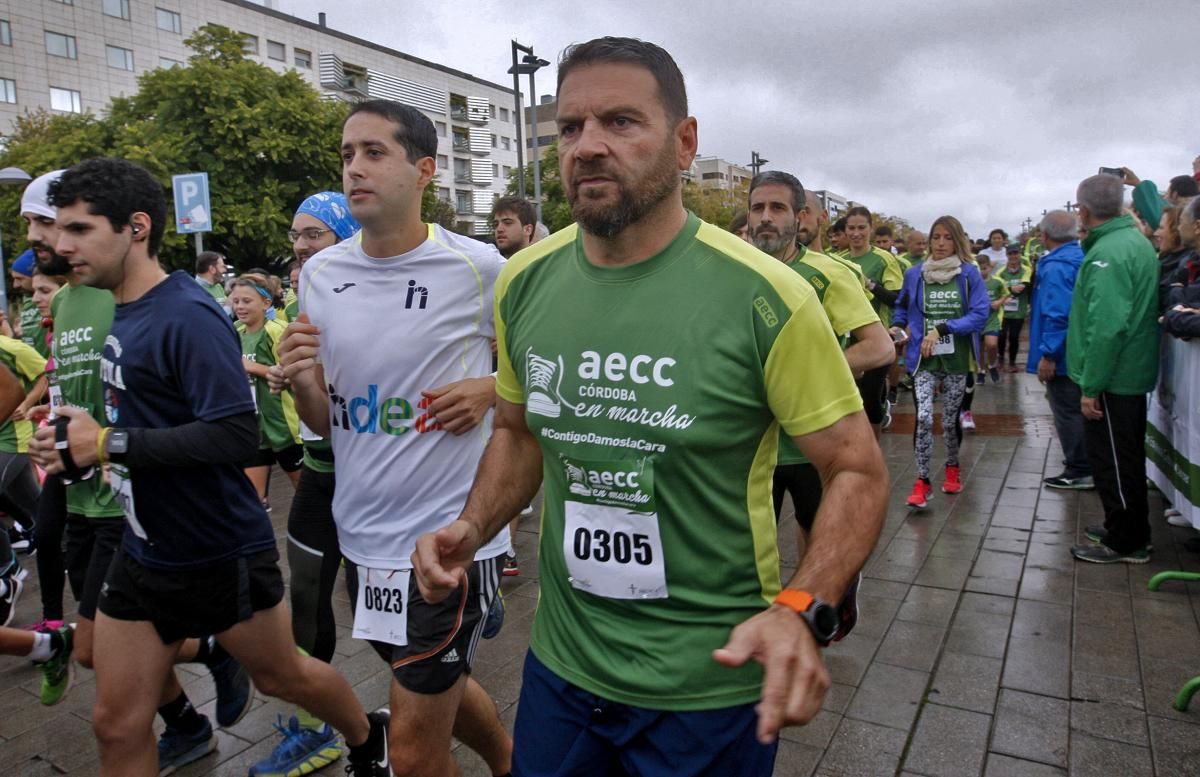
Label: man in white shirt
xmin=280 ymin=99 xmax=512 ymax=777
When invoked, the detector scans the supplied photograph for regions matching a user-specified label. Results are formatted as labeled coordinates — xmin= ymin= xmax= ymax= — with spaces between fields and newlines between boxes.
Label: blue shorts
xmin=513 ymin=650 xmax=778 ymax=777
xmin=983 ymin=330 xmax=1000 ymax=338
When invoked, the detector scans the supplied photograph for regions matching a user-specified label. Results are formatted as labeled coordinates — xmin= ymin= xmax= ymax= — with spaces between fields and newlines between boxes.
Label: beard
xmin=32 ymin=243 xmax=72 ymax=276
xmin=753 ymin=222 xmax=798 ymax=255
xmin=568 ymin=140 xmax=680 ymax=240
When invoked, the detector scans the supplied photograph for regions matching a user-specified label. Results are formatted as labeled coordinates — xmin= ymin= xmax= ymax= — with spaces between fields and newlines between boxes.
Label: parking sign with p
xmin=172 ymin=172 xmax=211 ymax=234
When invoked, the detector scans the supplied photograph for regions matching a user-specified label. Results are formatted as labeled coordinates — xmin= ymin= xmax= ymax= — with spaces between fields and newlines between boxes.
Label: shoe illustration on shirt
xmin=526 ymin=348 xmax=565 ymax=418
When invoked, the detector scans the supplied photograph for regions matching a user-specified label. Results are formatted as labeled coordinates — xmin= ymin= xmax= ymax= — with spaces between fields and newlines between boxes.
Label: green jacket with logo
xmin=1066 ymin=214 xmax=1160 ymax=397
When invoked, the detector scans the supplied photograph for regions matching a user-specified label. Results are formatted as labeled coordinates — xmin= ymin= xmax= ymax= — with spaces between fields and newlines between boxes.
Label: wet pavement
xmin=3 ymin=368 xmax=1200 ymax=776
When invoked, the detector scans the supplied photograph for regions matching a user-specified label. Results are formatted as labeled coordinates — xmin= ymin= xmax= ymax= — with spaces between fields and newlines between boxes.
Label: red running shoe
xmin=906 ymin=479 xmax=932 ymax=509
xmin=943 ymin=465 xmax=962 ymax=494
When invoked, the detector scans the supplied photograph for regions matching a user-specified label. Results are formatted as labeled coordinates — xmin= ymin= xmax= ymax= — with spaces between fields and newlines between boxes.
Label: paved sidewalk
xmin=3 ymin=370 xmax=1200 ymax=776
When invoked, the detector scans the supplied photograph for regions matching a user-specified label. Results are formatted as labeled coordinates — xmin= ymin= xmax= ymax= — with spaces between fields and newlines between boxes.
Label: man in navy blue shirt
xmin=28 ymin=157 xmax=389 ymax=777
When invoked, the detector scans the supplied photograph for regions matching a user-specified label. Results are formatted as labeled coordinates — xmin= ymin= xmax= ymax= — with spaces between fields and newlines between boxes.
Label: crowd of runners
xmin=0 ymin=34 xmax=1197 ymax=777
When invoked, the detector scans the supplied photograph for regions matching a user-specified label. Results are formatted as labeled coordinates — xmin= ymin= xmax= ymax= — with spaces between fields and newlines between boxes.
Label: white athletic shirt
xmin=300 ymin=224 xmax=510 ymax=569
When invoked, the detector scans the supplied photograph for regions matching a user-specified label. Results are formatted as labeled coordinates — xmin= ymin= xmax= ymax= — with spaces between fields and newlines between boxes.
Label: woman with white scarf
xmin=890 ymin=216 xmax=991 ymax=510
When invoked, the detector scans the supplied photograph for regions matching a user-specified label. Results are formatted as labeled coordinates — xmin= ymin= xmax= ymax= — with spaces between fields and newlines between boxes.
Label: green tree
xmin=506 ymin=142 xmax=572 ymax=232
xmin=681 ymin=181 xmax=747 ymax=229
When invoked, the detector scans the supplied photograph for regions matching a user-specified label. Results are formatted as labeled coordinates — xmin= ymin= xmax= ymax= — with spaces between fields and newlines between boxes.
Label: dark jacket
xmin=892 ymin=261 xmax=990 ymax=372
xmin=1162 ymin=253 xmax=1200 ymax=339
xmin=1026 ymin=241 xmax=1084 ymax=377
xmin=1066 ymin=214 xmax=1160 ymax=397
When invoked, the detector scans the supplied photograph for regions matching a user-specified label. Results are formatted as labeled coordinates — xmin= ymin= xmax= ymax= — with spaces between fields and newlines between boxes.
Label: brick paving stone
xmin=983 ymin=753 xmax=1068 ymax=776
xmin=1069 ymin=731 xmax=1153 ymax=777
xmin=903 ymin=703 xmax=991 ymax=777
xmin=928 ymin=651 xmax=1002 ymax=714
xmin=1147 ymin=715 xmax=1200 ymax=777
xmin=817 ymin=718 xmax=907 ymax=777
xmin=844 ymin=662 xmax=929 ymax=731
xmin=991 ymin=689 xmax=1069 ymax=768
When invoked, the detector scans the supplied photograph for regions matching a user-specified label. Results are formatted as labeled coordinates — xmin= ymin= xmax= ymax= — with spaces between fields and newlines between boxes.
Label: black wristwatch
xmin=106 ymin=429 xmax=130 ymax=462
xmin=773 ymin=589 xmax=839 ymax=645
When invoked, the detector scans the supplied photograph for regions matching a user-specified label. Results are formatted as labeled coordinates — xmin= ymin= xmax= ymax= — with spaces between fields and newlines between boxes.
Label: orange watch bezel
xmin=773 ymin=588 xmax=815 ymax=614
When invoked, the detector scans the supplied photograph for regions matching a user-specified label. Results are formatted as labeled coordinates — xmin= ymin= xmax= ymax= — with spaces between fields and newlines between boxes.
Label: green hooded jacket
xmin=1066 ymin=214 xmax=1160 ymax=397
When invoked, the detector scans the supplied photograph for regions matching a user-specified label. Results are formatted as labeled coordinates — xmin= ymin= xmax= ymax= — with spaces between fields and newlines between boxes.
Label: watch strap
xmin=773 ymin=588 xmax=815 ymax=615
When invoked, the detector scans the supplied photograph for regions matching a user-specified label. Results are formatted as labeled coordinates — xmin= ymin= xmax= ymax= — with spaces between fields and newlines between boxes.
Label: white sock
xmin=30 ymin=632 xmax=53 ymax=661
xmin=0 ymin=579 xmax=7 ymax=597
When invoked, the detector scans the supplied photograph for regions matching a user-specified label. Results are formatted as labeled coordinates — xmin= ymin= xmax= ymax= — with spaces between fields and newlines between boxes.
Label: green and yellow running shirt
xmin=920 ymin=279 xmax=971 ymax=375
xmin=237 ymin=319 xmax=301 ymax=452
xmin=998 ymin=265 xmax=1031 ymax=319
xmin=984 ymin=275 xmax=1006 ymax=333
xmin=51 ymin=284 xmax=122 ymax=518
xmin=777 ymin=247 xmax=878 ymax=466
xmin=18 ymin=297 xmax=51 ymax=360
xmin=283 ymin=294 xmax=333 ymax=471
xmin=0 ymin=336 xmax=46 ymax=453
xmin=847 ymin=247 xmax=905 ymax=324
xmin=495 ymin=213 xmax=863 ymax=710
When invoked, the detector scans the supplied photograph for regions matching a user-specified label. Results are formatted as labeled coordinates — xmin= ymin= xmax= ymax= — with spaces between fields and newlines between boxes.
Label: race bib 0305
xmin=561 ymin=456 xmax=667 ymax=600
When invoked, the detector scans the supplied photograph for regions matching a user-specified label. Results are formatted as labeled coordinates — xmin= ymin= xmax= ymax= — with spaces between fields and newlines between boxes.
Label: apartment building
xmin=0 ymin=0 xmax=520 ymax=234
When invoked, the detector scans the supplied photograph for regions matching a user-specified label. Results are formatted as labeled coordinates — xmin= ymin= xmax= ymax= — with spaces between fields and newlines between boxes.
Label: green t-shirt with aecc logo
xmin=237 ymin=319 xmax=301 ymax=452
xmin=998 ymin=266 xmax=1031 ymax=319
xmin=495 ymin=213 xmax=863 ymax=711
xmin=920 ymin=279 xmax=971 ymax=375
xmin=983 ymin=275 xmax=1006 ymax=333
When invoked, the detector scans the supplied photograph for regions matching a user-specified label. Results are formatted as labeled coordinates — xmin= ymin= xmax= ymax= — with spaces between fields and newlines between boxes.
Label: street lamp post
xmin=509 ymin=41 xmax=527 ymax=199
xmin=749 ymin=151 xmax=769 ymax=176
xmin=508 ymin=47 xmax=551 ymax=224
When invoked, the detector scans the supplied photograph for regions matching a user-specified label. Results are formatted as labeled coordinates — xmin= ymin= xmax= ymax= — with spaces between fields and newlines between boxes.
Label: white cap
xmin=20 ymin=169 xmax=66 ymax=220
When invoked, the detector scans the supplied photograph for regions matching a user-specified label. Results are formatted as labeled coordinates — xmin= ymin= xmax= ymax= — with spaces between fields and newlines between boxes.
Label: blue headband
xmin=296 ymin=192 xmax=359 ymax=241
xmin=254 ymin=285 xmax=272 ymax=301
xmin=11 ymin=249 xmax=35 ymax=277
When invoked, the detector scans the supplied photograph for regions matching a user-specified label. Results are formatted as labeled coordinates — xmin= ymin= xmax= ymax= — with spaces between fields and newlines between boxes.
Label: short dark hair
xmin=48 ymin=157 xmax=167 ymax=256
xmin=557 ymin=37 xmax=688 ymax=124
xmin=874 ymin=225 xmax=894 ymax=238
xmin=195 ymin=250 xmax=225 ymax=276
xmin=1168 ymin=175 xmax=1199 ymax=198
xmin=829 ymin=217 xmax=848 ymax=234
xmin=728 ymin=211 xmax=748 ymax=233
xmin=749 ymin=171 xmax=806 ymax=211
xmin=492 ymin=196 xmax=536 ymax=226
xmin=846 ymin=206 xmax=872 ymax=225
xmin=988 ymin=228 xmax=1008 ymax=241
xmin=347 ymin=99 xmax=437 ymax=163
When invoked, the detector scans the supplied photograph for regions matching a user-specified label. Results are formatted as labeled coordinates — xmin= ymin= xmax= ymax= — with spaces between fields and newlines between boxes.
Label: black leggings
xmin=34 ymin=475 xmax=67 ymax=622
xmin=998 ymin=317 xmax=1025 ymax=366
xmin=961 ymin=371 xmax=975 ymax=411
xmin=0 ymin=453 xmax=41 ymax=527
xmin=285 ymin=465 xmax=344 ymax=663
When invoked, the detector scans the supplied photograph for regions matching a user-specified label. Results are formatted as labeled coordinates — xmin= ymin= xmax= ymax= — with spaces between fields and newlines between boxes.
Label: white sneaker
xmin=960 ymin=410 xmax=976 ymax=430
xmin=1166 ymin=508 xmax=1190 ymax=527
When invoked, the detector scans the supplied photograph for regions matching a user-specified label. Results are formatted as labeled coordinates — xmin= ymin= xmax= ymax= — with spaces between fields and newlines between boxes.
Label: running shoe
xmin=207 ymin=647 xmax=255 ymax=728
xmin=906 ymin=479 xmax=932 ymax=509
xmin=38 ymin=624 xmax=74 ymax=706
xmin=960 ymin=411 xmax=976 ymax=430
xmin=0 ymin=566 xmax=24 ymax=627
xmin=8 ymin=525 xmax=35 ymax=555
xmin=942 ymin=465 xmax=962 ymax=494
xmin=976 ymin=371 xmax=987 ymax=385
xmin=886 ymin=387 xmax=898 ymax=405
xmin=1071 ymin=543 xmax=1150 ymax=564
xmin=482 ymin=589 xmax=505 ymax=639
xmin=345 ymin=709 xmax=390 ymax=777
xmin=989 ymin=366 xmax=1001 ymax=383
xmin=899 ymin=375 xmax=913 ymax=392
xmin=502 ymin=552 xmax=519 ymax=577
xmin=1042 ymin=474 xmax=1094 ymax=490
xmin=249 ymin=716 xmax=344 ymax=777
xmin=24 ymin=618 xmax=65 ymax=633
xmin=158 ymin=717 xmax=217 ymax=776
xmin=881 ymin=399 xmax=893 ymax=430
xmin=1083 ymin=525 xmax=1154 ymax=552
xmin=1165 ymin=508 xmax=1190 ymax=527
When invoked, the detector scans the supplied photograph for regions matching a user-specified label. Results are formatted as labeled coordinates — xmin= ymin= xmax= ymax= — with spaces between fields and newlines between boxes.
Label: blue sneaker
xmin=158 ymin=717 xmax=216 ymax=776
xmin=482 ymin=589 xmax=504 ymax=640
xmin=208 ymin=647 xmax=255 ymax=728
xmin=249 ymin=716 xmax=345 ymax=776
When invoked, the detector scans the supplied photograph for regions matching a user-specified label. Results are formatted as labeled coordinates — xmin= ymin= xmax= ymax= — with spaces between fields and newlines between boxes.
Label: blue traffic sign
xmin=172 ymin=172 xmax=211 ymax=234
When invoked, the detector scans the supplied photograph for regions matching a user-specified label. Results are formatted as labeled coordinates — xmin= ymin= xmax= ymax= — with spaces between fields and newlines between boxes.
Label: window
xmin=294 ymin=48 xmax=311 ymax=68
xmin=435 ymin=121 xmax=447 ymax=138
xmin=156 ymin=8 xmax=182 ymax=33
xmin=438 ymin=187 xmax=450 ymax=201
xmin=103 ymin=0 xmax=131 ymax=20
xmin=492 ymin=164 xmax=499 ymax=177
xmin=501 ymin=136 xmax=511 ymax=151
xmin=502 ymin=165 xmax=511 ymax=178
xmin=267 ymin=40 xmax=285 ymax=61
xmin=437 ymin=154 xmax=448 ymax=170
xmin=106 ymin=45 xmax=134 ymax=71
xmin=45 ymin=31 xmax=77 ymax=59
xmin=240 ymin=34 xmax=258 ymax=55
xmin=158 ymin=56 xmax=182 ymax=68
xmin=500 ymin=107 xmax=509 ymax=122
xmin=488 ymin=105 xmax=496 ymax=118
xmin=0 ymin=20 xmax=9 ymax=47
xmin=49 ymin=87 xmax=82 ymax=113
xmin=0 ymin=79 xmax=15 ymax=104
xmin=453 ymin=158 xmax=469 ymax=179
xmin=456 ymin=191 xmax=471 ymax=213
xmin=490 ymin=134 xmax=497 ymax=148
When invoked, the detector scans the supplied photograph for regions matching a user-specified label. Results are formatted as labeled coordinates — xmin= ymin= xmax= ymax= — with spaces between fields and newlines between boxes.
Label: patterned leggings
xmin=913 ymin=370 xmax=967 ymax=479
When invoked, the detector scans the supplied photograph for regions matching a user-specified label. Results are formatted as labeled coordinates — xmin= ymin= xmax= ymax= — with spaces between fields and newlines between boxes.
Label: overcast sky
xmin=279 ymin=0 xmax=1198 ymax=238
